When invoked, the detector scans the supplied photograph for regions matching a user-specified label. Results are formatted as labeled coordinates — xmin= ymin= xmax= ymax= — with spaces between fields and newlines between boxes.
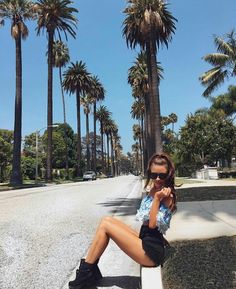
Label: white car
xmin=83 ymin=171 xmax=96 ymax=181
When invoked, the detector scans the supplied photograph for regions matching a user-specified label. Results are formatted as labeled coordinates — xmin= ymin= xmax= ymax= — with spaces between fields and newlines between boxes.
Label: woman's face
xmin=150 ymin=158 xmax=168 ymax=190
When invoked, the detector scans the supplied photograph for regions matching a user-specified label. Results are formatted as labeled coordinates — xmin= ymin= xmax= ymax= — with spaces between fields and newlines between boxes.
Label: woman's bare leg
xmin=84 ymin=216 xmax=138 ymax=262
xmin=85 ymin=216 xmax=155 ymax=267
xmin=107 ymin=216 xmax=139 ymax=237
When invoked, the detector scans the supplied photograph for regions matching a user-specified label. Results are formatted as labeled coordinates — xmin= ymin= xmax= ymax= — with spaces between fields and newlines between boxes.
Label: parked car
xmin=83 ymin=171 xmax=96 ymax=181
xmin=106 ymin=173 xmax=114 ymax=178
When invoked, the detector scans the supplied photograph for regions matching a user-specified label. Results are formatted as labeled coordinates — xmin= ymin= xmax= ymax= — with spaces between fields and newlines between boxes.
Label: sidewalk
xmin=167 ymin=178 xmax=236 ymax=241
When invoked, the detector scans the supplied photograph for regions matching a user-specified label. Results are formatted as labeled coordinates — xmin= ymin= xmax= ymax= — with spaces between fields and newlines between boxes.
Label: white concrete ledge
xmin=141 ymin=266 xmax=163 ymax=289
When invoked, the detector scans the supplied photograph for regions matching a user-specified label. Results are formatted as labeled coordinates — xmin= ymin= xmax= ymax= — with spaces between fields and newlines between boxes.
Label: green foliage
xmin=0 ymin=0 xmax=35 ymax=40
xmin=123 ymin=0 xmax=177 ymax=51
xmin=0 ymin=129 xmax=13 ymax=182
xmin=200 ymin=30 xmax=236 ymax=97
xmin=120 ymin=154 xmax=132 ymax=174
xmin=22 ymin=123 xmax=77 ymax=177
xmin=177 ymin=110 xmax=236 ymax=173
xmin=162 ymin=129 xmax=178 ymax=156
xmin=63 ymin=61 xmax=90 ymax=94
xmin=211 ymin=85 xmax=236 ymax=117
xmin=56 ymin=168 xmax=76 ymax=179
xmin=42 ymin=123 xmax=77 ymax=169
xmin=21 ymin=156 xmax=36 ymax=180
xmin=35 ymin=0 xmax=78 ymax=39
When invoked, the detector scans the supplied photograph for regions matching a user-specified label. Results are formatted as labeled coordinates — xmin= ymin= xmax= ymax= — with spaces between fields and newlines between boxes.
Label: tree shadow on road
xmin=98 ymin=186 xmax=236 ymax=223
xmin=175 ymin=186 xmax=236 ymax=224
xmin=88 ymin=275 xmax=141 ymax=289
xmin=97 ymin=198 xmax=141 ymax=216
xmin=177 ymin=186 xmax=236 ymax=202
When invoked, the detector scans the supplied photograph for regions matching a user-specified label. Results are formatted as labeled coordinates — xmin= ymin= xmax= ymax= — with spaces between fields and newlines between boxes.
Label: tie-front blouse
xmin=136 ymin=194 xmax=173 ymax=235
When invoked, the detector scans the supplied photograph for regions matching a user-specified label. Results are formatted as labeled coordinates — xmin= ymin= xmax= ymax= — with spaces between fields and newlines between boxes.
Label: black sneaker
xmin=68 ymin=261 xmax=97 ymax=289
xmin=79 ymin=258 xmax=102 ymax=280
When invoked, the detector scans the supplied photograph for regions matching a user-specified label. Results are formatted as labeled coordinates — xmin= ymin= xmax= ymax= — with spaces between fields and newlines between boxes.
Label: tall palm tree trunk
xmin=110 ymin=134 xmax=115 ymax=176
xmin=143 ymin=104 xmax=148 ymax=170
xmin=138 ymin=135 xmax=142 ymax=174
xmin=143 ymin=89 xmax=152 ymax=161
xmin=141 ymin=115 xmax=145 ymax=175
xmin=59 ymin=67 xmax=66 ymax=123
xmin=93 ymin=102 xmax=97 ymax=172
xmin=10 ymin=32 xmax=22 ymax=185
xmin=86 ymin=111 xmax=90 ymax=170
xmin=147 ymin=38 xmax=163 ymax=155
xmin=59 ymin=66 xmax=69 ymax=179
xmin=106 ymin=133 xmax=110 ymax=173
xmin=76 ymin=89 xmax=82 ymax=176
xmin=114 ymin=148 xmax=118 ymax=176
xmin=46 ymin=30 xmax=54 ymax=181
xmin=136 ymin=150 xmax=139 ymax=171
xmin=104 ymin=133 xmax=107 ymax=167
xmin=100 ymin=122 xmax=104 ymax=171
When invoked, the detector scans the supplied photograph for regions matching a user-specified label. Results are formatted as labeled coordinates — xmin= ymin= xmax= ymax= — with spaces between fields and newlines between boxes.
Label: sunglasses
xmin=150 ymin=172 xmax=168 ymax=180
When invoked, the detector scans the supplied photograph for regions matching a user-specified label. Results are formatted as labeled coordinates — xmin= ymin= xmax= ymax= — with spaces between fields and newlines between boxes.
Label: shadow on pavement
xmin=97 ymin=198 xmax=142 ymax=216
xmin=177 ymin=186 xmax=236 ymax=202
xmin=90 ymin=276 xmax=141 ymax=289
xmin=175 ymin=186 xmax=236 ymax=223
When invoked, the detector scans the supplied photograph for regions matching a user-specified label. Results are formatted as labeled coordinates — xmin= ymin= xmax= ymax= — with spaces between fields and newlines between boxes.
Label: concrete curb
xmin=141 ymin=266 xmax=163 ymax=289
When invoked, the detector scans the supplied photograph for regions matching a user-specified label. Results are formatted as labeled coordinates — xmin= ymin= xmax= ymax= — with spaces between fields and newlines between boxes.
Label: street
xmin=0 ymin=175 xmax=142 ymax=289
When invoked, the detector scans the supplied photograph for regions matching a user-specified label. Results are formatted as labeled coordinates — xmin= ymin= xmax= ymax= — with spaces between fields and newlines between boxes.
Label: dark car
xmin=106 ymin=173 xmax=114 ymax=178
xmin=83 ymin=171 xmax=96 ymax=181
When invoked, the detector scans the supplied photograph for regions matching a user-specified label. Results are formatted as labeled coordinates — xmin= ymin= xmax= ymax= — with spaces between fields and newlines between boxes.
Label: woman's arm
xmin=148 ymin=197 xmax=161 ymax=228
xmin=148 ymin=187 xmax=172 ymax=229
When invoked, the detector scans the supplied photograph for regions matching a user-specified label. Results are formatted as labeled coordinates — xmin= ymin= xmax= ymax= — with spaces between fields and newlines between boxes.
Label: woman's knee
xmin=99 ymin=216 xmax=113 ymax=229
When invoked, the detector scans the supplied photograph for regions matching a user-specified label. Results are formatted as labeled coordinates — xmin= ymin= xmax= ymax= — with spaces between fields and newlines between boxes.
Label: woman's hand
xmin=154 ymin=187 xmax=172 ymax=201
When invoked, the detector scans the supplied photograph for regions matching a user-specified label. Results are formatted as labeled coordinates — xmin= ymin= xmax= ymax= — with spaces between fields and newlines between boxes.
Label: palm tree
xmin=63 ymin=61 xmax=90 ymax=176
xmin=211 ymin=85 xmax=236 ymax=118
xmin=132 ymin=142 xmax=140 ymax=172
xmin=168 ymin=112 xmax=177 ymax=132
xmin=128 ymin=51 xmax=163 ymax=168
xmin=52 ymin=40 xmax=70 ymax=178
xmin=52 ymin=40 xmax=70 ymax=123
xmin=81 ymin=94 xmax=92 ymax=170
xmin=161 ymin=116 xmax=169 ymax=130
xmin=123 ymin=0 xmax=177 ymax=155
xmin=113 ymin=134 xmax=122 ymax=176
xmin=88 ymin=76 xmax=105 ymax=172
xmin=131 ymin=98 xmax=145 ymax=174
xmin=0 ymin=0 xmax=35 ymax=185
xmin=103 ymin=117 xmax=114 ymax=174
xmin=200 ymin=30 xmax=236 ymax=97
xmin=96 ymin=105 xmax=111 ymax=172
xmin=35 ymin=0 xmax=78 ymax=181
xmin=133 ymin=124 xmax=142 ymax=173
xmin=128 ymin=52 xmax=149 ymax=168
xmin=108 ymin=121 xmax=118 ymax=176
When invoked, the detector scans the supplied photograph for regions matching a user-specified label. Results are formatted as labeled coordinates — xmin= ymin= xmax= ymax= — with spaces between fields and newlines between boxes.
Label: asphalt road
xmin=0 ymin=175 xmax=142 ymax=289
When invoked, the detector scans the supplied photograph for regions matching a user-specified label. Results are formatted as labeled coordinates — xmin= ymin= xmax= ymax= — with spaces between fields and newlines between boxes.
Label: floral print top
xmin=136 ymin=194 xmax=173 ymax=235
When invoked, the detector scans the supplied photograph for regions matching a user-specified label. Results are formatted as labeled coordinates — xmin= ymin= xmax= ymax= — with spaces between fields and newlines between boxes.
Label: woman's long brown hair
xmin=144 ymin=152 xmax=177 ymax=214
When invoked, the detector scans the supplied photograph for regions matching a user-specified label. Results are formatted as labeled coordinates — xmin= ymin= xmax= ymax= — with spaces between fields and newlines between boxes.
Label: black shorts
xmin=139 ymin=224 xmax=165 ymax=266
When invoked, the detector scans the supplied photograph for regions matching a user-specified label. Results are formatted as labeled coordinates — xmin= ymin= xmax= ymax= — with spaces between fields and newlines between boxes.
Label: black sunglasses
xmin=150 ymin=172 xmax=168 ymax=180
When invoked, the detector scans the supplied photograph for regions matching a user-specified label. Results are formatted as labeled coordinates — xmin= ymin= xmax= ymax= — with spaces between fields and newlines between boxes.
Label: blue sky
xmin=0 ymin=0 xmax=235 ymax=154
